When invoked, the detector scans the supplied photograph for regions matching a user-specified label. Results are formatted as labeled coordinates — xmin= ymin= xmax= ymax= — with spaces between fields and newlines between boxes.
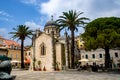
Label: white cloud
xmin=40 ymin=0 xmax=120 ymax=20
xmin=24 ymin=21 xmax=43 ymax=31
xmin=0 ymin=10 xmax=14 ymax=22
xmin=20 ymin=0 xmax=120 ymax=20
xmin=24 ymin=21 xmax=44 ymax=46
xmin=40 ymin=0 xmax=93 ymax=19
xmin=0 ymin=28 xmax=9 ymax=38
xmin=0 ymin=10 xmax=12 ymax=17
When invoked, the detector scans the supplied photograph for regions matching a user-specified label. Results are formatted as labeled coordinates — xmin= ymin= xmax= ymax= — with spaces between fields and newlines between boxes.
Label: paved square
xmin=11 ymin=69 xmax=120 ymax=80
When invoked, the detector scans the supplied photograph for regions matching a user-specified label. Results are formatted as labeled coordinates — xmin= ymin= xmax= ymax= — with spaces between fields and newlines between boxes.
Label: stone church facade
xmin=30 ymin=19 xmax=70 ymax=71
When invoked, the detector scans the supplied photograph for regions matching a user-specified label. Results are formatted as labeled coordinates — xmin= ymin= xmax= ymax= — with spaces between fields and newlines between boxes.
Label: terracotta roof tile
xmin=3 ymin=39 xmax=21 ymax=48
xmin=0 ymin=36 xmax=21 ymax=49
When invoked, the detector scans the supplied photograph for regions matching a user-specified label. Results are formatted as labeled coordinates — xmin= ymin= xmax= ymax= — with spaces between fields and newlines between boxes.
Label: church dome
xmin=45 ymin=20 xmax=59 ymax=27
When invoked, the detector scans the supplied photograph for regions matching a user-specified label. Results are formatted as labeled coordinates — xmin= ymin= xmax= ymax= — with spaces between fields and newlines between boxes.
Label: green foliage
xmin=82 ymin=17 xmax=120 ymax=50
xmin=38 ymin=60 xmax=41 ymax=65
xmin=0 ymin=55 xmax=12 ymax=61
xmin=33 ymin=57 xmax=36 ymax=62
xmin=9 ymin=25 xmax=33 ymax=40
xmin=33 ymin=62 xmax=35 ymax=68
xmin=56 ymin=10 xmax=89 ymax=31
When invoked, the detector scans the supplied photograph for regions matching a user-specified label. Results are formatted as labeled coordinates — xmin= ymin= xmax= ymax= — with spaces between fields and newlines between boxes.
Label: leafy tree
xmin=82 ymin=17 xmax=120 ymax=69
xmin=56 ymin=10 xmax=89 ymax=68
xmin=9 ymin=25 xmax=33 ymax=69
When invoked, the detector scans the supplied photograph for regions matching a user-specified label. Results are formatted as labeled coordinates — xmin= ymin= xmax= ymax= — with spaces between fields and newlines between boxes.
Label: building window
xmin=10 ymin=45 xmax=14 ymax=49
xmin=85 ymin=54 xmax=88 ymax=59
xmin=16 ymin=46 xmax=18 ymax=49
xmin=40 ymin=43 xmax=46 ymax=56
xmin=29 ymin=52 xmax=31 ymax=56
xmin=10 ymin=54 xmax=13 ymax=58
xmin=115 ymin=52 xmax=118 ymax=57
xmin=48 ymin=29 xmax=49 ymax=33
xmin=16 ymin=54 xmax=18 ymax=58
xmin=99 ymin=54 xmax=102 ymax=58
xmin=92 ymin=54 xmax=95 ymax=58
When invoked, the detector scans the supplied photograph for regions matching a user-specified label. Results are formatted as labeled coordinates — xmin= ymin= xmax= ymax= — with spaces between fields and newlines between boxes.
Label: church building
xmin=30 ymin=18 xmax=70 ymax=71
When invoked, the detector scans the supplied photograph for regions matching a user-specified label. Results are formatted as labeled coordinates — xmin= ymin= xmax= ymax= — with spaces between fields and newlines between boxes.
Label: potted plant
xmin=33 ymin=62 xmax=37 ymax=71
xmin=43 ymin=66 xmax=46 ymax=71
xmin=38 ymin=60 xmax=41 ymax=71
xmin=33 ymin=57 xmax=36 ymax=71
xmin=56 ymin=62 xmax=60 ymax=71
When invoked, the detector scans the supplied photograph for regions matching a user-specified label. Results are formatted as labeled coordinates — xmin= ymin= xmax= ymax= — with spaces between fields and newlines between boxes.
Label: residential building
xmin=76 ymin=36 xmax=120 ymax=69
xmin=0 ymin=36 xmax=22 ymax=68
xmin=80 ymin=48 xmax=120 ymax=69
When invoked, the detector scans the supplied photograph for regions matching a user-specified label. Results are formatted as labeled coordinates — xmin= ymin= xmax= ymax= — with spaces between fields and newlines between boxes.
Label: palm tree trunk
xmin=105 ymin=46 xmax=111 ymax=69
xmin=21 ymin=39 xmax=25 ymax=69
xmin=71 ymin=30 xmax=75 ymax=69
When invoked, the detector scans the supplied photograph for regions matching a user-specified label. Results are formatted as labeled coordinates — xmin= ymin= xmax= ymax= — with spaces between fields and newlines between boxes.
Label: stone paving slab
xmin=11 ymin=69 xmax=120 ymax=80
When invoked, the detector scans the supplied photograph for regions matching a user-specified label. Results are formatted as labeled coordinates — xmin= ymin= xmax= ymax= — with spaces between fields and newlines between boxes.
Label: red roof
xmin=3 ymin=39 xmax=21 ymax=48
xmin=0 ymin=36 xmax=21 ymax=49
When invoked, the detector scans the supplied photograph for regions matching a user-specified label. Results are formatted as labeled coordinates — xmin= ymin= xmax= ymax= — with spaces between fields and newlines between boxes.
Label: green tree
xmin=9 ymin=25 xmax=33 ymax=69
xmin=56 ymin=10 xmax=89 ymax=68
xmin=82 ymin=17 xmax=120 ymax=69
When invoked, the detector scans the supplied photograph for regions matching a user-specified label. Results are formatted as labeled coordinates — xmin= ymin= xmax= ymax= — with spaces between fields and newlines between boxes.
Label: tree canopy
xmin=82 ymin=17 xmax=120 ymax=50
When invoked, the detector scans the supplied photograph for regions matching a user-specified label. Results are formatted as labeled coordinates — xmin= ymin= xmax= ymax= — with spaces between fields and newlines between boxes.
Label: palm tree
xmin=56 ymin=10 xmax=89 ymax=69
xmin=9 ymin=25 xmax=33 ymax=69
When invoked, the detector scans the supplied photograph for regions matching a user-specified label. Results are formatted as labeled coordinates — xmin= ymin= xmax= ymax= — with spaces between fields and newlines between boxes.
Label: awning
xmin=78 ymin=59 xmax=89 ymax=62
xmin=11 ymin=60 xmax=21 ymax=63
xmin=89 ymin=59 xmax=102 ymax=62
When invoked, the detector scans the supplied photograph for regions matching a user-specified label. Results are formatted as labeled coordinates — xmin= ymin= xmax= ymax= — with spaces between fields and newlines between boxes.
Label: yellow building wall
xmin=8 ymin=49 xmax=21 ymax=61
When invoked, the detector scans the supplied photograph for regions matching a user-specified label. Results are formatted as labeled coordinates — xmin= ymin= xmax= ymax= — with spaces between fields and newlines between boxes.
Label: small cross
xmin=51 ymin=15 xmax=53 ymax=21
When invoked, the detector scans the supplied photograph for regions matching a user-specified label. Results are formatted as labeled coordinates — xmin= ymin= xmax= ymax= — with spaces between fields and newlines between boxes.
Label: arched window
xmin=40 ymin=42 xmax=46 ymax=56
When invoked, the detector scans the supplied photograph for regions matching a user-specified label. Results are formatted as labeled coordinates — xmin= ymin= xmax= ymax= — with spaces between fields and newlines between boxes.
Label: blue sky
xmin=0 ymin=0 xmax=120 ymax=46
